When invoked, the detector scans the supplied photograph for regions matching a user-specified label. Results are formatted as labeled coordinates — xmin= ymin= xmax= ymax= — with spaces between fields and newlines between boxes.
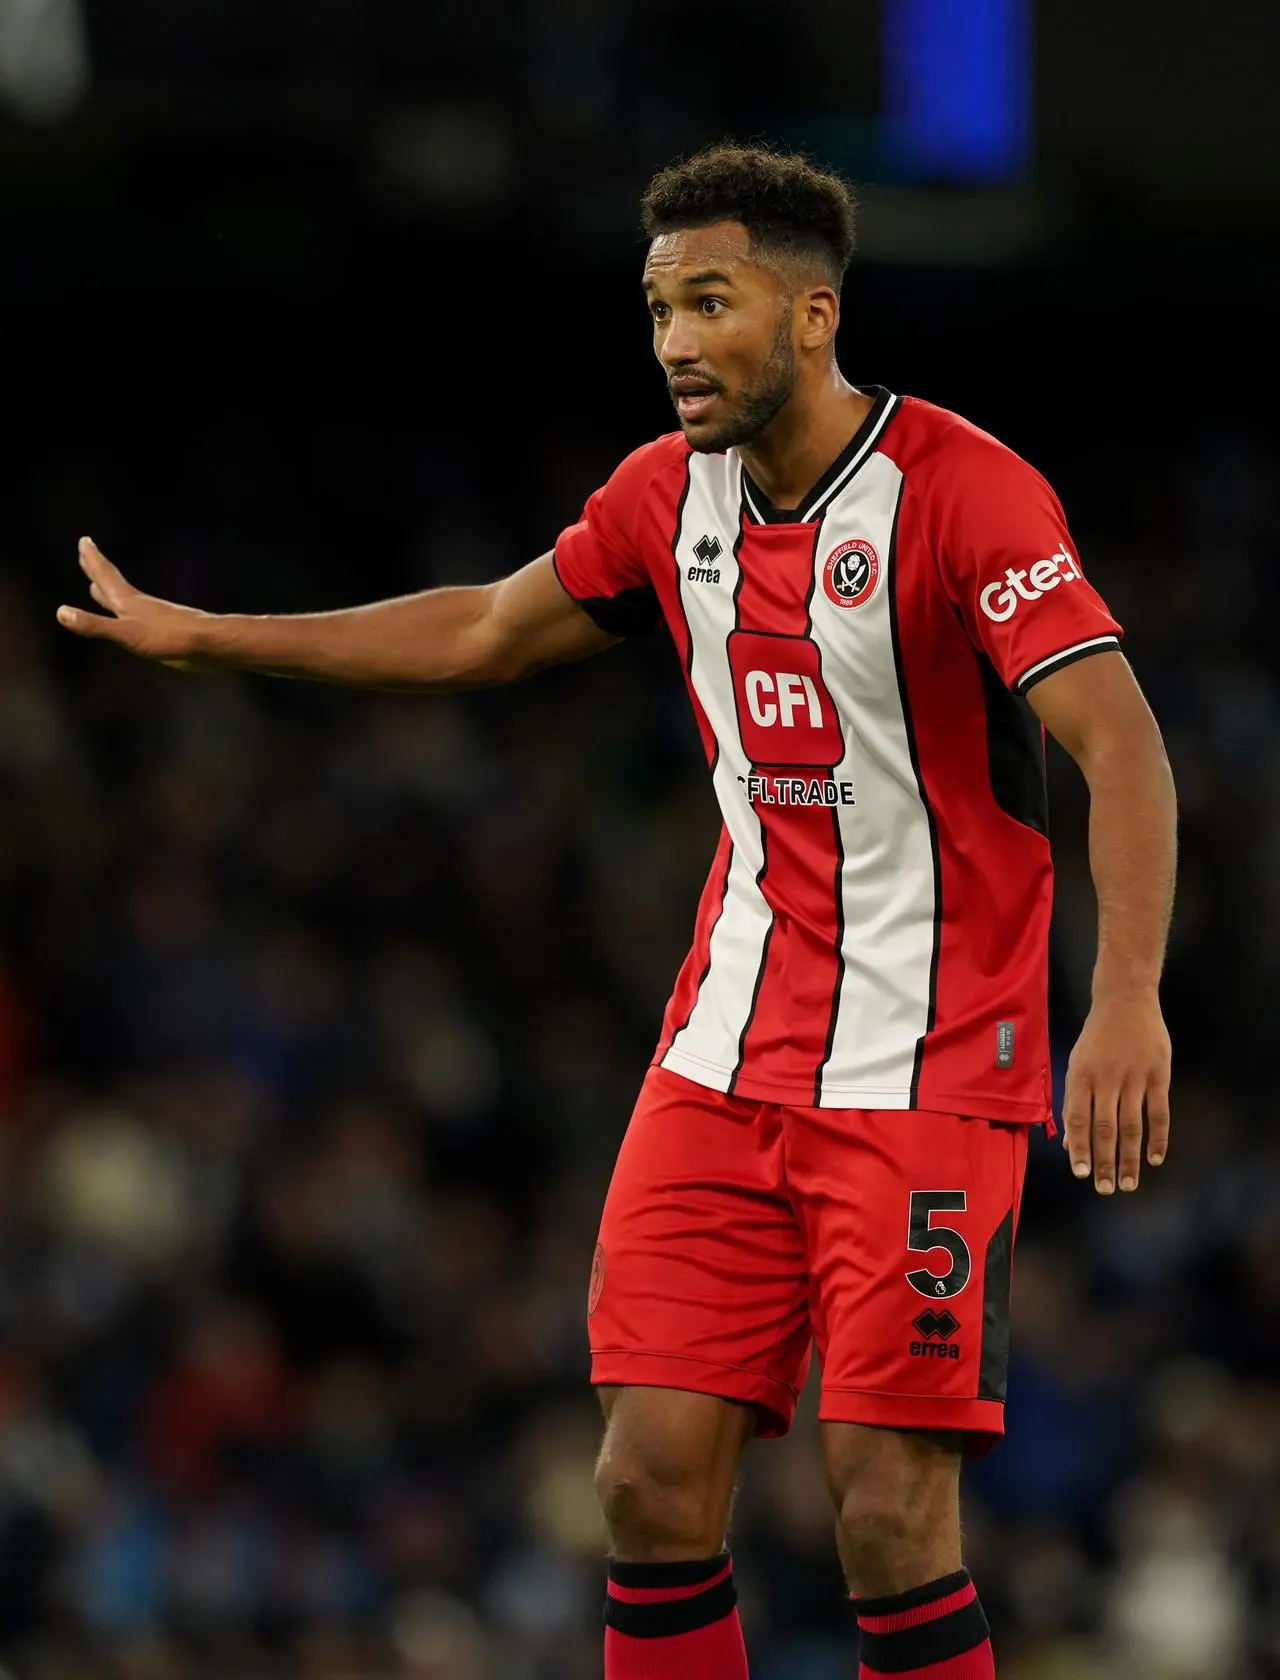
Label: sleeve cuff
xmin=1014 ymin=635 xmax=1121 ymax=695
xmin=552 ymin=548 xmax=660 ymax=638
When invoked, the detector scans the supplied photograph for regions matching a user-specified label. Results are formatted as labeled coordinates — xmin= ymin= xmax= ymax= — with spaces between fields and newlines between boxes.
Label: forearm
xmin=192 ymin=586 xmax=505 ymax=689
xmin=1079 ymin=729 xmax=1177 ymax=999
xmin=60 ymin=542 xmax=617 ymax=688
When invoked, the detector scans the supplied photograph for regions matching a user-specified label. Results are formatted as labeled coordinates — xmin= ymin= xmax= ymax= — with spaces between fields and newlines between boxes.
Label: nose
xmin=657 ymin=314 xmax=702 ymax=369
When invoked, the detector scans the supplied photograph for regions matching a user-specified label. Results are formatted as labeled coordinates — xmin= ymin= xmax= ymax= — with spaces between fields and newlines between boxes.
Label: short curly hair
xmin=640 ymin=143 xmax=857 ymax=285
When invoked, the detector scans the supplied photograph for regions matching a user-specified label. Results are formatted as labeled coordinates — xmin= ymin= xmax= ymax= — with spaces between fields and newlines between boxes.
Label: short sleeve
xmin=553 ymin=445 xmax=663 ymax=638
xmin=931 ymin=443 xmax=1123 ymax=694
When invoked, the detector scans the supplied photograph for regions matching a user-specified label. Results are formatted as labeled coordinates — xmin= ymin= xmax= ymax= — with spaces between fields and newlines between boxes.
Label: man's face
xmin=643 ymin=221 xmax=798 ymax=454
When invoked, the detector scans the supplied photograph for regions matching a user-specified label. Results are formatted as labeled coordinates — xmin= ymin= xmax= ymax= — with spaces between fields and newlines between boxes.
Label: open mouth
xmin=673 ymin=388 xmax=720 ymax=422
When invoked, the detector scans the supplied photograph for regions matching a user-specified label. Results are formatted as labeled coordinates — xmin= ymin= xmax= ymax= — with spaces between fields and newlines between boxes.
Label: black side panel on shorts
xmin=974 ymin=651 xmax=1049 ymax=837
xmin=978 ymin=1207 xmax=1015 ymax=1403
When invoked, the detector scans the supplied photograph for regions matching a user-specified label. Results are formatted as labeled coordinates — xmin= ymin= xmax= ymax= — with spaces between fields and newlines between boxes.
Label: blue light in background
xmin=882 ymin=0 xmax=1031 ymax=183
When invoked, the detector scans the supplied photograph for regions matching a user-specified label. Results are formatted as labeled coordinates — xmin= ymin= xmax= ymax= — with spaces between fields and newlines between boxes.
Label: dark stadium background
xmin=1 ymin=2 xmax=1278 ymax=1676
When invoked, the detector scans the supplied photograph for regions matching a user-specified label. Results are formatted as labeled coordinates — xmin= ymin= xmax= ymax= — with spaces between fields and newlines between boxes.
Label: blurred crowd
xmin=0 ymin=364 xmax=1276 ymax=1680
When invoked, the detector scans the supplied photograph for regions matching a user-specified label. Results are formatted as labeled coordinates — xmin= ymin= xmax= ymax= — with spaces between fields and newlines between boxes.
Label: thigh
xmin=786 ymin=1106 xmax=1029 ymax=1450
xmin=590 ymin=1067 xmax=812 ymax=1437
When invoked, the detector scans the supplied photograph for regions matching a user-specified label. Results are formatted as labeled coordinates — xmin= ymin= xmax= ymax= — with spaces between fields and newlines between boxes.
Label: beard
xmin=677 ymin=313 xmax=798 ymax=454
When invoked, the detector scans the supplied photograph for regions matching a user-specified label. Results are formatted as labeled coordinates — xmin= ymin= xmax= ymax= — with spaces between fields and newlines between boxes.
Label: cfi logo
xmin=822 ymin=538 xmax=880 ymax=610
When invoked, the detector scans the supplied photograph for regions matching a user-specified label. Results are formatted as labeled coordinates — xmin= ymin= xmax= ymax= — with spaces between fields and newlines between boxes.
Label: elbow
xmin=461 ymin=632 xmax=528 ymax=689
xmin=451 ymin=590 xmax=526 ymax=688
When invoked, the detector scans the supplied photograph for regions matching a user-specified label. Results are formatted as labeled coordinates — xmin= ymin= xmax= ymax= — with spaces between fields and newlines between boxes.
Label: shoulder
xmin=882 ymin=395 xmax=1054 ymax=506
xmin=600 ymin=431 xmax=691 ymax=512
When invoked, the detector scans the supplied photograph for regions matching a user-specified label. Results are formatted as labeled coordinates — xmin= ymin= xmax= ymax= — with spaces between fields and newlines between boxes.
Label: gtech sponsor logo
xmin=979 ymin=543 xmax=1082 ymax=623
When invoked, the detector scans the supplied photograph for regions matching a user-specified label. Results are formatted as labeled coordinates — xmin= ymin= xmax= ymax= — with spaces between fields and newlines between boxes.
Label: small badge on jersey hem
xmin=996 ymin=1021 xmax=1015 ymax=1069
xmin=822 ymin=538 xmax=881 ymax=610
xmin=588 ymin=1243 xmax=606 ymax=1315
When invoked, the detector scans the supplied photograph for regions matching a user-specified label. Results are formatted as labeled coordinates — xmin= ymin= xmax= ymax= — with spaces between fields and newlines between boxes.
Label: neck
xmin=737 ymin=366 xmax=873 ymax=512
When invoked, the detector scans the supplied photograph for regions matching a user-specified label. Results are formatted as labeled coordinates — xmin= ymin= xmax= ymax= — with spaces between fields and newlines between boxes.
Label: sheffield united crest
xmin=822 ymin=538 xmax=880 ymax=610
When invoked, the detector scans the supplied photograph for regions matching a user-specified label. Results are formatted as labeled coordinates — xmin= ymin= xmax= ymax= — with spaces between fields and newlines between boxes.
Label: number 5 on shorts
xmin=905 ymin=1190 xmax=972 ymax=1300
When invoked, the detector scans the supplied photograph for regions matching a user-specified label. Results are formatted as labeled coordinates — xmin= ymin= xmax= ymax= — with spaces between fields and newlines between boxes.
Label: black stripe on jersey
xmin=1013 ymin=635 xmax=1121 ymax=695
xmin=801 ymin=510 xmax=848 ymax=1109
xmin=727 ymin=477 xmax=770 ymax=1098
xmin=667 ymin=455 xmax=696 ymax=683
xmin=974 ymin=651 xmax=1049 ymax=837
xmin=884 ymin=481 xmax=942 ymax=1105
xmin=806 ymin=392 xmax=904 ymax=524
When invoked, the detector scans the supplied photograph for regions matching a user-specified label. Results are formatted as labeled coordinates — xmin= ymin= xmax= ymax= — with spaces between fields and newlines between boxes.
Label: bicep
xmin=1027 ymin=649 xmax=1161 ymax=766
xmin=485 ymin=552 xmax=621 ymax=681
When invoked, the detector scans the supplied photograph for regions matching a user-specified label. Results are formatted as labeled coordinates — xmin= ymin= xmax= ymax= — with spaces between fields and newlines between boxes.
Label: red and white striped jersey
xmin=553 ymin=388 xmax=1122 ymax=1124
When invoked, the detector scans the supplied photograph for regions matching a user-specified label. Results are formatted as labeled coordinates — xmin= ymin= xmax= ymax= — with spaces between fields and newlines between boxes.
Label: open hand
xmin=1062 ymin=991 xmax=1171 ymax=1194
xmin=57 ymin=538 xmax=214 ymax=670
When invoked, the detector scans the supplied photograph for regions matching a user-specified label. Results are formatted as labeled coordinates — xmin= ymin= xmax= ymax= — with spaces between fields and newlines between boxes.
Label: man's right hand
xmin=57 ymin=538 xmax=216 ymax=670
xmin=55 ymin=540 xmax=617 ymax=690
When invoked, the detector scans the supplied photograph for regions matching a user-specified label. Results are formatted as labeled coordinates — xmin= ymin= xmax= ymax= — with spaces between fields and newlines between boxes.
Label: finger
xmin=1145 ymin=1078 xmax=1170 ymax=1168
xmin=1116 ymin=1079 xmax=1144 ymax=1192
xmin=56 ymin=605 xmax=122 ymax=640
xmin=78 ymin=537 xmax=131 ymax=611
xmin=89 ymin=581 xmax=113 ymax=611
xmin=1091 ymin=1086 xmax=1120 ymax=1195
xmin=1061 ymin=1066 xmax=1093 ymax=1181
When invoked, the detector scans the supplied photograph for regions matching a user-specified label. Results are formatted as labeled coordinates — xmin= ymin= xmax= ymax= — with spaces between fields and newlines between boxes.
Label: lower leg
xmin=824 ymin=1423 xmax=995 ymax=1677
xmin=596 ymin=1386 xmax=754 ymax=1679
xmin=831 ymin=1430 xmax=962 ymax=1598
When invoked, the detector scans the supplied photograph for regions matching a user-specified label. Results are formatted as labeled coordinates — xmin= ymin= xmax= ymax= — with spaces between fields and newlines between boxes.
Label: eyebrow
xmin=642 ymin=268 xmax=735 ymax=292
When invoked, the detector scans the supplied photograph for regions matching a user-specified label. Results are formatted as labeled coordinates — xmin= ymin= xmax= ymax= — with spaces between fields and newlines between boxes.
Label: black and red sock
xmin=853 ymin=1569 xmax=994 ymax=1678
xmin=604 ymin=1553 xmax=748 ymax=1679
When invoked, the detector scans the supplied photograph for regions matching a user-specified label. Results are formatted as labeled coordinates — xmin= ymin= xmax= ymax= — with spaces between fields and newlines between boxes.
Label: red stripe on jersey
xmin=657 ymin=830 xmax=734 ymax=1061
xmin=729 ymin=521 xmax=841 ymax=1096
xmin=883 ymin=410 xmax=1054 ymax=1120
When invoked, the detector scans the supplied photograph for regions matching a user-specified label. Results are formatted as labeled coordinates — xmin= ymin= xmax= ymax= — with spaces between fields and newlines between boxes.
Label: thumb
xmin=56 ymin=605 xmax=124 ymax=641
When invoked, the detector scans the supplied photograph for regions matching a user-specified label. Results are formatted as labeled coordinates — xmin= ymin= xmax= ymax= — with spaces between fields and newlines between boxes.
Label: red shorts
xmin=589 ymin=1067 xmax=1029 ymax=1448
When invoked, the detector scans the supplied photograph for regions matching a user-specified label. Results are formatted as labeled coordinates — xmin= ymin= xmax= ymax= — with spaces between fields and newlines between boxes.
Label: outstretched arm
xmin=1029 ymin=650 xmax=1176 ymax=1195
xmin=57 ymin=538 xmax=619 ymax=688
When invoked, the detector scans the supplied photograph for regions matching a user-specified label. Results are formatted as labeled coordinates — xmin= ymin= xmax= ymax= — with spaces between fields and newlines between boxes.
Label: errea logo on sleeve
xmin=979 ymin=543 xmax=1082 ymax=623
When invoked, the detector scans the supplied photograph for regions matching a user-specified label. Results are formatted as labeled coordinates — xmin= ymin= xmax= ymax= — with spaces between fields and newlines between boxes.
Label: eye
xmin=699 ymin=297 xmax=725 ymax=316
xmin=649 ymin=301 xmax=670 ymax=323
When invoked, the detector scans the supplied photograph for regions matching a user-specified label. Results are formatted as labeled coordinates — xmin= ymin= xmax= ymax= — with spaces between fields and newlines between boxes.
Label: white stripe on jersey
xmin=804 ymin=394 xmax=902 ymax=521
xmin=809 ymin=453 xmax=938 ymax=1104
xmin=1014 ymin=634 xmax=1121 ymax=693
xmin=661 ymin=457 xmax=774 ymax=1087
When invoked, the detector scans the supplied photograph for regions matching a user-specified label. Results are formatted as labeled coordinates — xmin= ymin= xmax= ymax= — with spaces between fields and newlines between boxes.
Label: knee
xmin=827 ymin=1430 xmax=961 ymax=1582
xmin=836 ymin=1479 xmax=924 ymax=1563
xmin=594 ymin=1442 xmax=726 ymax=1558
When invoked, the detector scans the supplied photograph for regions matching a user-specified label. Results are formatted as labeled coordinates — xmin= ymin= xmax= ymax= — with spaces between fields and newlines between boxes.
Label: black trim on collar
xmin=740 ymin=386 xmax=899 ymax=525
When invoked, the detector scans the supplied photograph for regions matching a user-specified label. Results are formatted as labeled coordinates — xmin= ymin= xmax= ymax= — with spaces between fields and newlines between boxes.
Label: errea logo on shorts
xmin=979 ymin=543 xmax=1082 ymax=623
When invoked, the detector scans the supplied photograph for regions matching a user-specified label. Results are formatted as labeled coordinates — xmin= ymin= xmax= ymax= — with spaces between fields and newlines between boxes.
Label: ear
xmin=797 ymin=284 xmax=840 ymax=353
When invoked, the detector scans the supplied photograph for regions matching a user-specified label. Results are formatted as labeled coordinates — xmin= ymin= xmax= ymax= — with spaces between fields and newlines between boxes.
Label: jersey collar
xmin=738 ymin=385 xmax=900 ymax=525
